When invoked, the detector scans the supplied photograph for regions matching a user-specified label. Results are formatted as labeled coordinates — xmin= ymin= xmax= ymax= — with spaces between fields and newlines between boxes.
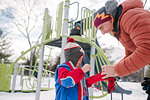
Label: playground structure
xmin=0 ymin=0 xmax=132 ymax=100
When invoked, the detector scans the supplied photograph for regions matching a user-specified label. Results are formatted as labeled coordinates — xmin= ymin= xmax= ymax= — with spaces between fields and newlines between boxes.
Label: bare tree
xmin=143 ymin=0 xmax=148 ymax=8
xmin=143 ymin=0 xmax=150 ymax=11
xmin=50 ymin=55 xmax=61 ymax=72
xmin=1 ymin=0 xmax=47 ymax=74
xmin=0 ymin=28 xmax=12 ymax=64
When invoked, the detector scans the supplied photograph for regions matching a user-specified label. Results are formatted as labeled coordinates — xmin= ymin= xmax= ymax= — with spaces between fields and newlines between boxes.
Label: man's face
xmin=97 ymin=20 xmax=113 ymax=35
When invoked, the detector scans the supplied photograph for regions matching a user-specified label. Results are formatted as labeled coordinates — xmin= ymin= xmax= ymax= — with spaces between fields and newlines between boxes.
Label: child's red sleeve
xmin=58 ymin=67 xmax=85 ymax=88
xmin=86 ymin=72 xmax=107 ymax=87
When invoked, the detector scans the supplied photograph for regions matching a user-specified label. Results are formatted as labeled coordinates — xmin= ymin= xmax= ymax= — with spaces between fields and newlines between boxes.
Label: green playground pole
xmin=89 ymin=45 xmax=95 ymax=100
xmin=35 ymin=44 xmax=45 ymax=100
xmin=35 ymin=8 xmax=47 ymax=100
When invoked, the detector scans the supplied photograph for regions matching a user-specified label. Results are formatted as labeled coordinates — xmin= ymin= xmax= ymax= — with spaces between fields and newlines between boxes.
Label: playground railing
xmin=0 ymin=45 xmax=55 ymax=92
xmin=81 ymin=7 xmax=96 ymax=41
xmin=55 ymin=1 xmax=64 ymax=39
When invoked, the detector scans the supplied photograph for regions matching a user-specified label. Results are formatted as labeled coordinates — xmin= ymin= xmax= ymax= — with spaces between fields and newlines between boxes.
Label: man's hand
xmin=81 ymin=64 xmax=91 ymax=73
xmin=101 ymin=65 xmax=118 ymax=79
xmin=141 ymin=77 xmax=150 ymax=95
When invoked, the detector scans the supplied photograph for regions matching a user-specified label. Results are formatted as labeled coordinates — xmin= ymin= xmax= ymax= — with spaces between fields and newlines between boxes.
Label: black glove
xmin=141 ymin=77 xmax=150 ymax=95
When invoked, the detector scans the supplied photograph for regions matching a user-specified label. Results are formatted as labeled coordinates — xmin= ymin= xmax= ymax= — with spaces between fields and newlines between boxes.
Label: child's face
xmin=76 ymin=55 xmax=84 ymax=67
xmin=76 ymin=48 xmax=85 ymax=67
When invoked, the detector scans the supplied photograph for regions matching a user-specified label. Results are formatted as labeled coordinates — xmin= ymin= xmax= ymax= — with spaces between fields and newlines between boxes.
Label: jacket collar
xmin=112 ymin=5 xmax=123 ymax=33
xmin=66 ymin=61 xmax=75 ymax=70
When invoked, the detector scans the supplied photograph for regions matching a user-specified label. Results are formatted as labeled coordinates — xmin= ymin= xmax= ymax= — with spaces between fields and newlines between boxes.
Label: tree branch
xmin=12 ymin=21 xmax=28 ymax=38
xmin=143 ymin=0 xmax=147 ymax=8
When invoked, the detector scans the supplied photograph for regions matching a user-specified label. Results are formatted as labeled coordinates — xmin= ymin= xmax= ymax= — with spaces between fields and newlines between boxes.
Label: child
xmin=70 ymin=23 xmax=81 ymax=36
xmin=55 ymin=38 xmax=109 ymax=100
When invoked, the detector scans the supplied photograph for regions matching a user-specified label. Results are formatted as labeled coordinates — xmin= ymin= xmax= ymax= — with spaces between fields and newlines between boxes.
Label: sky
xmin=0 ymin=0 xmax=150 ymax=62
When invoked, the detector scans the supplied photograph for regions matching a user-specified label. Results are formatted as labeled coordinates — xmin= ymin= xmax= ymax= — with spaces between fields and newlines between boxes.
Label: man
xmin=93 ymin=0 xmax=150 ymax=99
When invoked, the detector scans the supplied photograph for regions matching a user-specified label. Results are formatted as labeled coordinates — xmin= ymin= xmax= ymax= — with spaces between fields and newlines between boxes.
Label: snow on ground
xmin=0 ymin=75 xmax=147 ymax=100
xmin=93 ymin=82 xmax=147 ymax=100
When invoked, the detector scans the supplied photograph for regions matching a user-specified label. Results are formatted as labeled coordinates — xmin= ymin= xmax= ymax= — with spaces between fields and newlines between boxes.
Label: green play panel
xmin=0 ymin=64 xmax=13 ymax=92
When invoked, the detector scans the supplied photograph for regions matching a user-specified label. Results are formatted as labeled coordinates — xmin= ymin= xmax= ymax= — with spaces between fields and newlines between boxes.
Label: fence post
xmin=111 ymin=92 xmax=113 ymax=100
xmin=20 ymin=65 xmax=24 ymax=86
xmin=48 ymin=73 xmax=51 ymax=88
xmin=121 ymin=93 xmax=123 ymax=100
xmin=11 ymin=63 xmax=19 ymax=93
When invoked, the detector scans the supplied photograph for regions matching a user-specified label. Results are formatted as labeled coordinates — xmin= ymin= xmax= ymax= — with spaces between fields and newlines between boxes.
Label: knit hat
xmin=75 ymin=23 xmax=81 ymax=27
xmin=93 ymin=7 xmax=111 ymax=28
xmin=105 ymin=0 xmax=118 ymax=19
xmin=64 ymin=38 xmax=84 ymax=66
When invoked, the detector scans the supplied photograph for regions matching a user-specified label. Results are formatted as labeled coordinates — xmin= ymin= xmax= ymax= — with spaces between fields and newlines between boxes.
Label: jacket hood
xmin=120 ymin=0 xmax=143 ymax=14
xmin=110 ymin=0 xmax=143 ymax=36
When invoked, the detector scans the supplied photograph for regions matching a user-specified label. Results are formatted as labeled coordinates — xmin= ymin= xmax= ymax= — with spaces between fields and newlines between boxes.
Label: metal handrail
xmin=69 ymin=1 xmax=79 ymax=23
